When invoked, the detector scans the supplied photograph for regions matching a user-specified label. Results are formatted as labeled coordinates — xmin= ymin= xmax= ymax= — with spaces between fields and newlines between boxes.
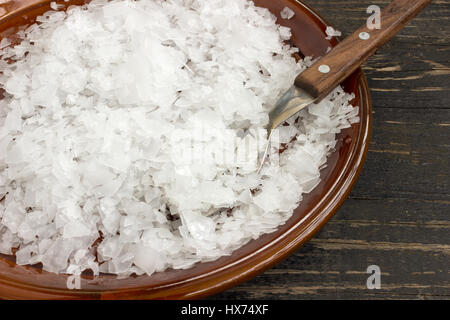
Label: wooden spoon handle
xmin=294 ymin=0 xmax=432 ymax=100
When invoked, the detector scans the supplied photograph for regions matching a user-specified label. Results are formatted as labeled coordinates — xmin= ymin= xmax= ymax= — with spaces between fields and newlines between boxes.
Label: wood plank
xmin=352 ymin=107 xmax=450 ymax=200
xmin=212 ymin=199 xmax=450 ymax=299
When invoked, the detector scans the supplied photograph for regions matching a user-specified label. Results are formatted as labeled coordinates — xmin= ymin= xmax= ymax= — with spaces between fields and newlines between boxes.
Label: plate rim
xmin=0 ymin=0 xmax=373 ymax=299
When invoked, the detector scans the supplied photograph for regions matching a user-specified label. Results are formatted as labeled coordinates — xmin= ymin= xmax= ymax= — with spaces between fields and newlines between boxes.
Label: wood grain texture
xmin=211 ymin=0 xmax=450 ymax=300
xmin=295 ymin=0 xmax=432 ymax=100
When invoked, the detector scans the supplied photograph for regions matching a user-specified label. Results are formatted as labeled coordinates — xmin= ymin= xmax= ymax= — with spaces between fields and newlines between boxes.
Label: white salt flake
xmin=0 ymin=0 xmax=359 ymax=277
xmin=0 ymin=37 xmax=10 ymax=50
xmin=280 ymin=7 xmax=295 ymax=20
xmin=325 ymin=26 xmax=342 ymax=40
xmin=50 ymin=2 xmax=64 ymax=10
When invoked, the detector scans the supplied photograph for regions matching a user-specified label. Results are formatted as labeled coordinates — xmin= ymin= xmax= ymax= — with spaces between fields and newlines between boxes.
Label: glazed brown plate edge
xmin=0 ymin=0 xmax=372 ymax=299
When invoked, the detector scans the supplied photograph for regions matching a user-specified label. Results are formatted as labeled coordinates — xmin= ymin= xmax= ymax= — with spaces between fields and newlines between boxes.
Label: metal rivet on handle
xmin=318 ymin=64 xmax=330 ymax=73
xmin=359 ymin=32 xmax=370 ymax=40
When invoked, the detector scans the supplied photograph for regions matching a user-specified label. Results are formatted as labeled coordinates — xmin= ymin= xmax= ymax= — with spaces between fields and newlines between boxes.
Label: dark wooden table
xmin=213 ymin=0 xmax=450 ymax=300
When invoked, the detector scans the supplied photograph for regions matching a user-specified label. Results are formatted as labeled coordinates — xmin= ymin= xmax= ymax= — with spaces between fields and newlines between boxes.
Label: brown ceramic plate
xmin=0 ymin=0 xmax=372 ymax=299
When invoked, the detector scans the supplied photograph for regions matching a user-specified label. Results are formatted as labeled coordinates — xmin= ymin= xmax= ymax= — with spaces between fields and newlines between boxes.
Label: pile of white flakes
xmin=0 ymin=0 xmax=358 ymax=276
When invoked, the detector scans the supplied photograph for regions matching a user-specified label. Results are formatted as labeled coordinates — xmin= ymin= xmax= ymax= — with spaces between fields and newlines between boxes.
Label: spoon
xmin=258 ymin=0 xmax=432 ymax=172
